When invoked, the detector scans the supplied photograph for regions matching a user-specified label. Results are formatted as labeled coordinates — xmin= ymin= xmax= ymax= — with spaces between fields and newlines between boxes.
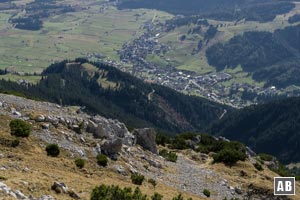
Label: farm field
xmin=0 ymin=0 xmax=172 ymax=74
xmin=155 ymin=2 xmax=300 ymax=85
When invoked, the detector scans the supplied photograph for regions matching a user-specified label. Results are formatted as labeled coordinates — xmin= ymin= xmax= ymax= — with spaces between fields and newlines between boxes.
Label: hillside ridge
xmin=0 ymin=93 xmax=299 ymax=199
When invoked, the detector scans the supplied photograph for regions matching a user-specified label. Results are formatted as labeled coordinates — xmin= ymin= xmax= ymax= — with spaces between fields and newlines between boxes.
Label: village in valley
xmin=114 ymin=19 xmax=298 ymax=108
xmin=2 ymin=0 xmax=300 ymax=108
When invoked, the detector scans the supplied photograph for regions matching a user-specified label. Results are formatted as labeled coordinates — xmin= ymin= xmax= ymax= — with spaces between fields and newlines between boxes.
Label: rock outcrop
xmin=133 ymin=128 xmax=157 ymax=154
xmin=101 ymin=138 xmax=123 ymax=160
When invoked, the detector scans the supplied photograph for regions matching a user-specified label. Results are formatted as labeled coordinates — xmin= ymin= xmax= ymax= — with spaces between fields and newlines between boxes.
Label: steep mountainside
xmin=0 ymin=59 xmax=229 ymax=133
xmin=207 ymin=97 xmax=300 ymax=164
xmin=206 ymin=24 xmax=300 ymax=88
xmin=0 ymin=93 xmax=297 ymax=200
xmin=118 ymin=0 xmax=294 ymax=22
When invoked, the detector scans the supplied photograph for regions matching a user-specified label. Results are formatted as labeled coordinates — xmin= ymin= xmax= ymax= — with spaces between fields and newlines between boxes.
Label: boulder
xmin=46 ymin=116 xmax=59 ymax=125
xmin=133 ymin=128 xmax=157 ymax=154
xmin=113 ymin=165 xmax=128 ymax=176
xmin=147 ymin=158 xmax=162 ymax=168
xmin=41 ymin=123 xmax=50 ymax=130
xmin=101 ymin=138 xmax=123 ymax=160
xmin=12 ymin=111 xmax=22 ymax=117
xmin=14 ymin=190 xmax=27 ymax=199
xmin=51 ymin=181 xmax=68 ymax=194
xmin=36 ymin=115 xmax=46 ymax=122
xmin=87 ymin=120 xmax=109 ymax=139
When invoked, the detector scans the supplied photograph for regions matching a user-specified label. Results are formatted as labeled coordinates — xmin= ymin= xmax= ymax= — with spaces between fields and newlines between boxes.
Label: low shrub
xmin=11 ymin=139 xmax=20 ymax=147
xmin=131 ymin=173 xmax=145 ymax=185
xmin=259 ymin=153 xmax=273 ymax=161
xmin=159 ymin=149 xmax=178 ymax=162
xmin=213 ymin=148 xmax=246 ymax=166
xmin=151 ymin=193 xmax=163 ymax=200
xmin=203 ymin=189 xmax=210 ymax=197
xmin=96 ymin=154 xmax=108 ymax=167
xmin=75 ymin=158 xmax=85 ymax=169
xmin=172 ymin=194 xmax=184 ymax=200
xmin=254 ymin=162 xmax=263 ymax=171
xmin=91 ymin=184 xmax=192 ymax=200
xmin=167 ymin=151 xmax=178 ymax=162
xmin=156 ymin=133 xmax=171 ymax=146
xmin=148 ymin=178 xmax=157 ymax=188
xmin=91 ymin=185 xmax=147 ymax=200
xmin=9 ymin=119 xmax=31 ymax=137
xmin=45 ymin=144 xmax=60 ymax=157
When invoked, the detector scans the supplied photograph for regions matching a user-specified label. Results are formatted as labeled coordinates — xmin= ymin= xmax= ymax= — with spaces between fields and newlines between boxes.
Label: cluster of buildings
xmin=95 ymin=20 xmax=299 ymax=108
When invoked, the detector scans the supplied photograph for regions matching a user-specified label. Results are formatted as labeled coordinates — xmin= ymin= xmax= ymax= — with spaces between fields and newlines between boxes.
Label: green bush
xmin=254 ymin=162 xmax=263 ymax=171
xmin=159 ymin=149 xmax=178 ymax=162
xmin=75 ymin=158 xmax=85 ymax=169
xmin=90 ymin=184 xmax=193 ymax=200
xmin=172 ymin=194 xmax=184 ymax=200
xmin=167 ymin=151 xmax=178 ymax=162
xmin=91 ymin=185 xmax=147 ymax=200
xmin=203 ymin=189 xmax=210 ymax=197
xmin=213 ymin=148 xmax=246 ymax=166
xmin=170 ymin=133 xmax=199 ymax=150
xmin=259 ymin=153 xmax=273 ymax=161
xmin=148 ymin=178 xmax=157 ymax=188
xmin=9 ymin=119 xmax=31 ymax=137
xmin=159 ymin=149 xmax=168 ymax=157
xmin=96 ymin=154 xmax=108 ymax=167
xmin=131 ymin=173 xmax=145 ymax=185
xmin=156 ymin=133 xmax=171 ymax=146
xmin=11 ymin=139 xmax=20 ymax=147
xmin=45 ymin=144 xmax=60 ymax=157
xmin=151 ymin=193 xmax=163 ymax=200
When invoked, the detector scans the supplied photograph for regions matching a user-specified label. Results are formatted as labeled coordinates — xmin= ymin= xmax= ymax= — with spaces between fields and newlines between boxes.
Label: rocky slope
xmin=0 ymin=93 xmax=298 ymax=200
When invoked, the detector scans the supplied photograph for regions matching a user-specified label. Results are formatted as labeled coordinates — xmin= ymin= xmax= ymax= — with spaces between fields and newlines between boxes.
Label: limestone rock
xmin=101 ymin=138 xmax=123 ymax=160
xmin=15 ymin=190 xmax=28 ymax=199
xmin=133 ymin=128 xmax=157 ymax=154
xmin=113 ymin=165 xmax=128 ymax=176
xmin=37 ymin=115 xmax=46 ymax=122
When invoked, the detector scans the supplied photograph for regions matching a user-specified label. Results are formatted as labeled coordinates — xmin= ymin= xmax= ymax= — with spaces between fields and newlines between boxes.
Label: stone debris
xmin=0 ymin=93 xmax=275 ymax=200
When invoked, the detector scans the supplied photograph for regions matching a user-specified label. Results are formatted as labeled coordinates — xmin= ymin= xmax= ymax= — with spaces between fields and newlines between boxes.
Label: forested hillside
xmin=0 ymin=59 xmax=229 ymax=133
xmin=207 ymin=97 xmax=300 ymax=164
xmin=206 ymin=24 xmax=300 ymax=88
xmin=118 ymin=0 xmax=294 ymax=22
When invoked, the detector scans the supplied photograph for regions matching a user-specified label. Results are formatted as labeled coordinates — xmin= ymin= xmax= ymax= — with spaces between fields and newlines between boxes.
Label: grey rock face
xmin=101 ymin=138 xmax=123 ymax=160
xmin=133 ymin=128 xmax=157 ymax=154
xmin=113 ymin=165 xmax=128 ymax=176
xmin=87 ymin=120 xmax=108 ymax=138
